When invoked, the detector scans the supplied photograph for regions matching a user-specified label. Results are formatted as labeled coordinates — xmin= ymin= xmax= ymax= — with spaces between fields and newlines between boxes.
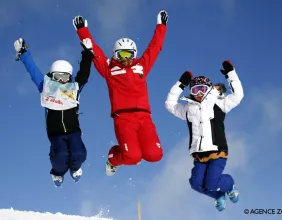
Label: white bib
xmin=40 ymin=75 xmax=79 ymax=110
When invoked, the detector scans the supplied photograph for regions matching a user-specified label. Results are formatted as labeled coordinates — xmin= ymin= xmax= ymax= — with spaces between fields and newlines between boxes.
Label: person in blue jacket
xmin=14 ymin=37 xmax=94 ymax=187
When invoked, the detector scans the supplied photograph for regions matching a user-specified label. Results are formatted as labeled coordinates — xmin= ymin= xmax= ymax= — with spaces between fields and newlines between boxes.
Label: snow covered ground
xmin=0 ymin=208 xmax=114 ymax=220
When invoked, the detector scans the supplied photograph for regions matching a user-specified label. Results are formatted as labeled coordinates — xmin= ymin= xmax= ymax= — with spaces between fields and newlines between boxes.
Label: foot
xmin=51 ymin=174 xmax=64 ymax=187
xmin=214 ymin=194 xmax=226 ymax=212
xmin=70 ymin=168 xmax=82 ymax=182
xmin=227 ymin=185 xmax=239 ymax=203
xmin=106 ymin=160 xmax=117 ymax=176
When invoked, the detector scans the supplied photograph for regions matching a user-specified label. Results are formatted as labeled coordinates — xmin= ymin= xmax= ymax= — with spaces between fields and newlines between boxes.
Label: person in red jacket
xmin=72 ymin=10 xmax=168 ymax=176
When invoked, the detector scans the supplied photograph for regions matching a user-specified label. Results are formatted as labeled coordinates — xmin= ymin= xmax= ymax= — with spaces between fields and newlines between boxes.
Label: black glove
xmin=214 ymin=83 xmax=227 ymax=95
xmin=220 ymin=60 xmax=234 ymax=77
xmin=179 ymin=71 xmax=193 ymax=90
xmin=73 ymin=16 xmax=88 ymax=30
xmin=158 ymin=10 xmax=168 ymax=26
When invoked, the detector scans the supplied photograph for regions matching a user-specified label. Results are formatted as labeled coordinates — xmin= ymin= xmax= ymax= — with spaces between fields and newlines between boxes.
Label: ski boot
xmin=51 ymin=174 xmax=64 ymax=187
xmin=214 ymin=194 xmax=226 ymax=212
xmin=70 ymin=168 xmax=82 ymax=182
xmin=106 ymin=160 xmax=117 ymax=176
xmin=227 ymin=185 xmax=239 ymax=203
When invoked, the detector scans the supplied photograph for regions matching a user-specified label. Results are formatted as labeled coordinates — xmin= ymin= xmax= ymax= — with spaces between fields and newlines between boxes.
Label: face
xmin=190 ymin=85 xmax=210 ymax=102
xmin=114 ymin=50 xmax=135 ymax=67
xmin=194 ymin=92 xmax=204 ymax=102
xmin=116 ymin=58 xmax=133 ymax=67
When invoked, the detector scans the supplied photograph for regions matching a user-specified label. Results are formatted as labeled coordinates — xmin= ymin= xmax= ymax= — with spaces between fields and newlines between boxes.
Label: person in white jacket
xmin=165 ymin=60 xmax=244 ymax=212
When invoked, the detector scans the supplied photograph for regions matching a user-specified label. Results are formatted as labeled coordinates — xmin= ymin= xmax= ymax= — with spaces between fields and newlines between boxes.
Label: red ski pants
xmin=108 ymin=111 xmax=163 ymax=166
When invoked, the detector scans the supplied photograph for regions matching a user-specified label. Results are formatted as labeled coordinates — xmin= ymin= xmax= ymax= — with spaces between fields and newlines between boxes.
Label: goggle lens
xmin=191 ymin=85 xmax=209 ymax=95
xmin=116 ymin=50 xmax=135 ymax=59
xmin=53 ymin=72 xmax=70 ymax=82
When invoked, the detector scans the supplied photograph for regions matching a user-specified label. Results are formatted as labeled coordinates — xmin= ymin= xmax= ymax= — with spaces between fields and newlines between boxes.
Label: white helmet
xmin=50 ymin=60 xmax=73 ymax=75
xmin=113 ymin=38 xmax=137 ymax=59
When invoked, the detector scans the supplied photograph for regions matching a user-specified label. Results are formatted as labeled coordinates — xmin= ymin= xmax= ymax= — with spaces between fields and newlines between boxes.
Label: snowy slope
xmin=0 ymin=208 xmax=114 ymax=220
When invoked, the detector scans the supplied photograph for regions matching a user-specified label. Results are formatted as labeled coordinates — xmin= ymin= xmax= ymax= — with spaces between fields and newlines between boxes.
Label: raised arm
xmin=14 ymin=38 xmax=44 ymax=93
xmin=139 ymin=10 xmax=168 ymax=76
xmin=75 ymin=38 xmax=94 ymax=90
xmin=165 ymin=71 xmax=193 ymax=120
xmin=216 ymin=60 xmax=244 ymax=113
xmin=73 ymin=16 xmax=108 ymax=78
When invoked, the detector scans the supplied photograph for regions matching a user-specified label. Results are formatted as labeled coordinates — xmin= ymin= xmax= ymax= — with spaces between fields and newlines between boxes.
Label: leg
xmin=67 ymin=131 xmax=87 ymax=172
xmin=48 ymin=135 xmax=69 ymax=176
xmin=204 ymin=158 xmax=234 ymax=195
xmin=108 ymin=113 xmax=142 ymax=166
xmin=189 ymin=161 xmax=220 ymax=199
xmin=205 ymin=158 xmax=240 ymax=203
xmin=204 ymin=158 xmax=236 ymax=211
xmin=137 ymin=113 xmax=163 ymax=162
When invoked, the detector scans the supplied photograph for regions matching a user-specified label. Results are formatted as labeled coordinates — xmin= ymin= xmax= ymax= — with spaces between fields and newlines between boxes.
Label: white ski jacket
xmin=165 ymin=70 xmax=244 ymax=155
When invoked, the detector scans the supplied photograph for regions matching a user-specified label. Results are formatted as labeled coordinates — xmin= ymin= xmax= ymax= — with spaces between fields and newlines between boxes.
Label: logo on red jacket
xmin=132 ymin=64 xmax=144 ymax=78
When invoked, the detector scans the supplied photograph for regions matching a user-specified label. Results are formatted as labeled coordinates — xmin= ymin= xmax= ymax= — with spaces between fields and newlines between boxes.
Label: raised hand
xmin=220 ymin=60 xmax=234 ymax=75
xmin=157 ymin=10 xmax=168 ymax=26
xmin=14 ymin=38 xmax=28 ymax=60
xmin=179 ymin=70 xmax=193 ymax=89
xmin=73 ymin=16 xmax=88 ymax=30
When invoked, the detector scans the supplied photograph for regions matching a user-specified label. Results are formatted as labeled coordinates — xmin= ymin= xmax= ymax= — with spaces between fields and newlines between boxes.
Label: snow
xmin=0 ymin=208 xmax=114 ymax=220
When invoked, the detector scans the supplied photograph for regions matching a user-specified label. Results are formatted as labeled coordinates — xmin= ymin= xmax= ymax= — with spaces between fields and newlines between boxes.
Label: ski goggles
xmin=190 ymin=85 xmax=210 ymax=95
xmin=115 ymin=50 xmax=135 ymax=59
xmin=52 ymin=72 xmax=71 ymax=83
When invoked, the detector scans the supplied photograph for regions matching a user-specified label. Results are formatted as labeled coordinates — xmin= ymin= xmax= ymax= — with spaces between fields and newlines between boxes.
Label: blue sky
xmin=0 ymin=0 xmax=282 ymax=219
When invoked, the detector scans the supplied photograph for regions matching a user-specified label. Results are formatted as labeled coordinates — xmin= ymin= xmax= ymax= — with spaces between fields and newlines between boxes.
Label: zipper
xmin=62 ymin=111 xmax=67 ymax=132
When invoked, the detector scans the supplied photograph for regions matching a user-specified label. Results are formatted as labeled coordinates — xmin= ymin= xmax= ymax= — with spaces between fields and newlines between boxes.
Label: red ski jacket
xmin=76 ymin=24 xmax=167 ymax=116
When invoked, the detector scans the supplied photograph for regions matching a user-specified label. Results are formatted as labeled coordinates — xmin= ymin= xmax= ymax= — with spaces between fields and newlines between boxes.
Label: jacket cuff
xmin=19 ymin=50 xmax=31 ymax=62
xmin=171 ymin=81 xmax=185 ymax=94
